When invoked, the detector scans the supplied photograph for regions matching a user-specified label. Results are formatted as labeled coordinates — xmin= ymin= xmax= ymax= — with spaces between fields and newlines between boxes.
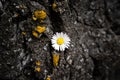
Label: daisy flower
xmin=51 ymin=32 xmax=70 ymax=51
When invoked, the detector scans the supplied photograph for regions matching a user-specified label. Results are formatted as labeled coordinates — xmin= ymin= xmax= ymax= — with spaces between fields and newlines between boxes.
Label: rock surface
xmin=0 ymin=0 xmax=120 ymax=80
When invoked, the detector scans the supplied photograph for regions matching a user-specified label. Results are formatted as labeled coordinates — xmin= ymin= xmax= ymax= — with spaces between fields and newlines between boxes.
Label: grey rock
xmin=0 ymin=0 xmax=120 ymax=80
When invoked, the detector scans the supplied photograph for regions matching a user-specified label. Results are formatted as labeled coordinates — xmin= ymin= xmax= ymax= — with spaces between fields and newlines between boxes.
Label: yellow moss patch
xmin=35 ymin=67 xmax=41 ymax=72
xmin=34 ymin=10 xmax=47 ymax=20
xmin=53 ymin=53 xmax=60 ymax=67
xmin=46 ymin=76 xmax=51 ymax=80
xmin=32 ymin=16 xmax=37 ymax=21
xmin=32 ymin=31 xmax=38 ymax=38
xmin=21 ymin=32 xmax=26 ymax=35
xmin=35 ymin=61 xmax=41 ymax=66
xmin=40 ymin=20 xmax=43 ymax=23
xmin=35 ymin=26 xmax=46 ymax=33
xmin=52 ymin=3 xmax=57 ymax=10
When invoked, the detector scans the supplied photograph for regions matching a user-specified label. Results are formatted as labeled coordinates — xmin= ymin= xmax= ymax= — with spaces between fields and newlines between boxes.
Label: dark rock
xmin=0 ymin=0 xmax=120 ymax=80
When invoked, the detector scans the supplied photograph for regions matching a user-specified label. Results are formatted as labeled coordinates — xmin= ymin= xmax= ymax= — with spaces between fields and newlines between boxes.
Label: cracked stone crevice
xmin=49 ymin=10 xmax=64 ymax=32
xmin=48 ymin=0 xmax=65 ymax=33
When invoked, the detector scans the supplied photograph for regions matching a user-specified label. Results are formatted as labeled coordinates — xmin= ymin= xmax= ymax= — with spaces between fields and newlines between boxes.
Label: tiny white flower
xmin=51 ymin=32 xmax=70 ymax=51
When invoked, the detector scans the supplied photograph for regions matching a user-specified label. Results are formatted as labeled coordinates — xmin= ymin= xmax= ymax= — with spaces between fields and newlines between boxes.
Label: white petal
xmin=52 ymin=44 xmax=59 ymax=51
xmin=52 ymin=39 xmax=56 ymax=44
xmin=56 ymin=32 xmax=59 ymax=38
xmin=60 ymin=44 xmax=65 ymax=51
xmin=52 ymin=36 xmax=57 ymax=40
xmin=60 ymin=32 xmax=64 ymax=37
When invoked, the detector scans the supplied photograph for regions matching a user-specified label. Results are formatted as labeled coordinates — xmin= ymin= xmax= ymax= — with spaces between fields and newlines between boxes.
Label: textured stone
xmin=0 ymin=0 xmax=120 ymax=80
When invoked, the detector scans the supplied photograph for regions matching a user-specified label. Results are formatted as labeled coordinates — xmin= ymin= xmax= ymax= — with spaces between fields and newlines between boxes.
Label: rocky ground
xmin=0 ymin=0 xmax=120 ymax=80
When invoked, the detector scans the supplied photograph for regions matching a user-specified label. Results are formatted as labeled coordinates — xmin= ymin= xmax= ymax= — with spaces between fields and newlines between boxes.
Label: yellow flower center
xmin=57 ymin=37 xmax=64 ymax=45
